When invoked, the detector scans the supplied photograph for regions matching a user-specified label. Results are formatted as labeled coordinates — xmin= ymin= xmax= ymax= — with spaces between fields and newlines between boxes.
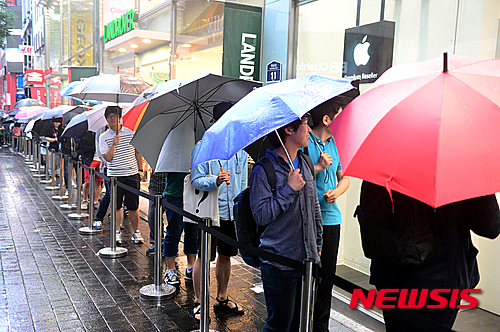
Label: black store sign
xmin=343 ymin=20 xmax=395 ymax=84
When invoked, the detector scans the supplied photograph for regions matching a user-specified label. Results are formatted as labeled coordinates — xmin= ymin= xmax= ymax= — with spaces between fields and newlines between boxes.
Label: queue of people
xmin=9 ymin=90 xmax=500 ymax=332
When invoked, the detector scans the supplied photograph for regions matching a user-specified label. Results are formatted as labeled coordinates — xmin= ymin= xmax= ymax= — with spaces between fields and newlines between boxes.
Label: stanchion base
xmin=79 ymin=226 xmax=102 ymax=235
xmin=139 ymin=284 xmax=177 ymax=301
xmin=39 ymin=179 xmax=51 ymax=184
xmin=25 ymin=162 xmax=33 ymax=165
xmin=189 ymin=329 xmax=219 ymax=332
xmin=29 ymin=164 xmax=37 ymax=169
xmin=98 ymin=247 xmax=128 ymax=258
xmin=32 ymin=174 xmax=44 ymax=178
xmin=52 ymin=195 xmax=68 ymax=201
xmin=30 ymin=168 xmax=39 ymax=172
xmin=60 ymin=204 xmax=77 ymax=210
xmin=45 ymin=185 xmax=60 ymax=190
xmin=68 ymin=213 xmax=89 ymax=220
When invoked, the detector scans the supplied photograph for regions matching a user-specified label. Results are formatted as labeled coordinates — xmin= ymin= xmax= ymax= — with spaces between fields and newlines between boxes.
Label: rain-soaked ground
xmin=0 ymin=147 xmax=368 ymax=332
xmin=3 ymin=146 xmax=500 ymax=332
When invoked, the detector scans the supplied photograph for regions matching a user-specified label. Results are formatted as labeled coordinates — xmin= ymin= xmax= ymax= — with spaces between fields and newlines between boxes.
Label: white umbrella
xmin=68 ymin=74 xmax=151 ymax=103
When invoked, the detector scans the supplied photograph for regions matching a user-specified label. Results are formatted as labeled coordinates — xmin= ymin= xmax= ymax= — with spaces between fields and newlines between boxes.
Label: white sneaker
xmin=81 ymin=200 xmax=88 ymax=210
xmin=92 ymin=220 xmax=102 ymax=230
xmin=116 ymin=231 xmax=122 ymax=245
xmin=131 ymin=230 xmax=144 ymax=244
xmin=164 ymin=269 xmax=180 ymax=287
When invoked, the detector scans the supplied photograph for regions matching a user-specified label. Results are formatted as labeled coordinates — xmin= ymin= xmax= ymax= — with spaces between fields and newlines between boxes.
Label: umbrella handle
xmin=220 ymin=166 xmax=230 ymax=185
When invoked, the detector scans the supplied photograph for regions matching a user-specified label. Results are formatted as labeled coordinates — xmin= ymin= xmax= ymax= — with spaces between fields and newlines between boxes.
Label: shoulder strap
xmin=302 ymin=145 xmax=309 ymax=156
xmin=298 ymin=150 xmax=315 ymax=177
xmin=255 ymin=157 xmax=276 ymax=193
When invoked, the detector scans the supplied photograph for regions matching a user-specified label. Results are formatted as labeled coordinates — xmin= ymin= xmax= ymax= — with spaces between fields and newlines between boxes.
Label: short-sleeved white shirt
xmin=99 ymin=126 xmax=138 ymax=177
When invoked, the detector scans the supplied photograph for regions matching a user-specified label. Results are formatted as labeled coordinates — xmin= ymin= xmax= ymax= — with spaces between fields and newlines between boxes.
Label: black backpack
xmin=355 ymin=181 xmax=454 ymax=267
xmin=233 ymin=151 xmax=314 ymax=267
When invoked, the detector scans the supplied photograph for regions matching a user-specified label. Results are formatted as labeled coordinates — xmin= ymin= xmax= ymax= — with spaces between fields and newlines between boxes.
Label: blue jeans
xmin=162 ymin=196 xmax=198 ymax=258
xmin=261 ymin=262 xmax=302 ymax=332
xmin=95 ymin=168 xmax=110 ymax=221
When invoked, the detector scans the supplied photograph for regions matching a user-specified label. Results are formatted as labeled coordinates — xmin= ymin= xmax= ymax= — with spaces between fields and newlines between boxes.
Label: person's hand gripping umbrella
xmin=217 ymin=160 xmax=230 ymax=185
xmin=309 ymin=134 xmax=338 ymax=203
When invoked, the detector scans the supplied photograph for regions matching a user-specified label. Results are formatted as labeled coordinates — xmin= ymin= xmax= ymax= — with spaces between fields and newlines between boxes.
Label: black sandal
xmin=192 ymin=303 xmax=211 ymax=323
xmin=192 ymin=302 xmax=201 ymax=321
xmin=213 ymin=297 xmax=245 ymax=315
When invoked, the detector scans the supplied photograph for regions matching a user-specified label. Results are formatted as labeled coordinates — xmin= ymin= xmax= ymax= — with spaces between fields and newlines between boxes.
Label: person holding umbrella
xmin=306 ymin=98 xmax=350 ymax=332
xmin=249 ymin=114 xmax=322 ymax=332
xmin=191 ymin=102 xmax=247 ymax=320
xmin=99 ymin=106 xmax=144 ymax=245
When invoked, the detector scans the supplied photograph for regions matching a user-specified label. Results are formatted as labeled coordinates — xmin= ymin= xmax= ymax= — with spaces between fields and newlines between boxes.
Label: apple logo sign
xmin=353 ymin=35 xmax=370 ymax=66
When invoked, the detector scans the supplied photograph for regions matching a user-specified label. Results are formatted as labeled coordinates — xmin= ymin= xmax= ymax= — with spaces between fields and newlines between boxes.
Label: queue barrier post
xmin=30 ymin=140 xmax=39 ymax=172
xmin=60 ymin=157 xmax=77 ymax=210
xmin=25 ymin=138 xmax=33 ymax=165
xmin=33 ymin=142 xmax=44 ymax=178
xmin=99 ymin=177 xmax=128 ymax=258
xmin=22 ymin=136 xmax=27 ymax=159
xmin=69 ymin=160 xmax=88 ymax=219
xmin=45 ymin=150 xmax=60 ymax=190
xmin=40 ymin=149 xmax=53 ymax=184
xmin=140 ymin=194 xmax=176 ymax=301
xmin=200 ymin=217 xmax=212 ymax=332
xmin=299 ymin=260 xmax=316 ymax=332
xmin=52 ymin=152 xmax=67 ymax=201
xmin=79 ymin=167 xmax=101 ymax=234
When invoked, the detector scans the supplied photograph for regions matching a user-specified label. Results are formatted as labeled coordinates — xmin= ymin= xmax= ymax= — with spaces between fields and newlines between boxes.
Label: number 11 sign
xmin=266 ymin=60 xmax=282 ymax=83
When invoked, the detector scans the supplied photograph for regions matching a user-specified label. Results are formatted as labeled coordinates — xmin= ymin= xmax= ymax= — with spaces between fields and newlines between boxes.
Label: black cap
xmin=212 ymin=102 xmax=233 ymax=121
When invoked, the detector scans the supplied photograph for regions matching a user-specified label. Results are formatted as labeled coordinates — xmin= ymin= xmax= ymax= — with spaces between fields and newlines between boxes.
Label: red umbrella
xmin=330 ymin=53 xmax=500 ymax=208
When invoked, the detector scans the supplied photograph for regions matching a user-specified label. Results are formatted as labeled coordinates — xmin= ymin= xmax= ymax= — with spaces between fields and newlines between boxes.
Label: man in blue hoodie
xmin=249 ymin=114 xmax=323 ymax=332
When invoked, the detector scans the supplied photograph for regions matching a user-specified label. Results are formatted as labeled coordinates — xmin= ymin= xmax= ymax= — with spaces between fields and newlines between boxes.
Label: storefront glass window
xmin=295 ymin=0 xmax=500 ymax=293
xmin=174 ymin=0 xmax=224 ymax=79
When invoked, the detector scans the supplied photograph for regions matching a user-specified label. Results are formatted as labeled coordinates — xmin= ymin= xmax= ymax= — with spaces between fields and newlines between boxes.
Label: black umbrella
xmin=62 ymin=106 xmax=88 ymax=127
xmin=32 ymin=118 xmax=61 ymax=137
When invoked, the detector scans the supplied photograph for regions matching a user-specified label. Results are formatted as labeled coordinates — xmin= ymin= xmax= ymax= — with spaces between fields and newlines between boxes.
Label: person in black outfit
xmin=360 ymin=181 xmax=500 ymax=331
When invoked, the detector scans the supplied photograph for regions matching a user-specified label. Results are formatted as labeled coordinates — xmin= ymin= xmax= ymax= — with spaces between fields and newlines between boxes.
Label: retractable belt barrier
xmin=70 ymin=156 xmax=454 ymax=332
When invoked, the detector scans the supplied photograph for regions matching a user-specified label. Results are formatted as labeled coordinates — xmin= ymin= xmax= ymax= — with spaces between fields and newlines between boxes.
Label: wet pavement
xmin=0 ymin=147 xmax=368 ymax=332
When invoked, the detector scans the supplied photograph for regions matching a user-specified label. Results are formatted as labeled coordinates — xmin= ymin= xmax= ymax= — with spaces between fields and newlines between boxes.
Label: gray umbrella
xmin=129 ymin=73 xmax=262 ymax=170
xmin=68 ymin=74 xmax=151 ymax=103
xmin=40 ymin=105 xmax=75 ymax=120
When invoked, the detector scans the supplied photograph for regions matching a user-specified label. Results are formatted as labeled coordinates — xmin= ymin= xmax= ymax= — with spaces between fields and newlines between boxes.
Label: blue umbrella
xmin=60 ymin=81 xmax=103 ymax=105
xmin=59 ymin=81 xmax=81 ymax=97
xmin=191 ymin=75 xmax=357 ymax=168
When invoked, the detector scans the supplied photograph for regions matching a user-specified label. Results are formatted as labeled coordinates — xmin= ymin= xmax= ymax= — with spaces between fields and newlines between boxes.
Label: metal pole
xmin=110 ymin=177 xmax=116 ymax=249
xmin=33 ymin=142 xmax=44 ymax=178
xmin=299 ymin=260 xmax=316 ymax=332
xmin=140 ymin=194 xmax=176 ymax=300
xmin=30 ymin=140 xmax=39 ymax=172
xmin=99 ymin=177 xmax=128 ymax=258
xmin=79 ymin=167 xmax=100 ymax=234
xmin=200 ymin=217 xmax=211 ymax=332
xmin=26 ymin=138 xmax=33 ymax=164
xmin=61 ymin=157 xmax=76 ymax=209
xmin=52 ymin=152 xmax=67 ymax=200
xmin=40 ymin=149 xmax=52 ymax=184
xmin=22 ymin=136 xmax=27 ymax=158
xmin=45 ymin=150 xmax=60 ymax=190
xmin=69 ymin=161 xmax=88 ymax=219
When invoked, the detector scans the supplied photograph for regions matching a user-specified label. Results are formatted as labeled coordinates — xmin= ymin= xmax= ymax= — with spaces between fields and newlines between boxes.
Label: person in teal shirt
xmin=307 ymin=97 xmax=350 ymax=332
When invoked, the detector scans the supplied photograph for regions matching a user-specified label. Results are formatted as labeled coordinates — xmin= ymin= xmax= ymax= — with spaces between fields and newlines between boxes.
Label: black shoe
xmin=185 ymin=268 xmax=193 ymax=282
xmin=146 ymin=245 xmax=155 ymax=256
